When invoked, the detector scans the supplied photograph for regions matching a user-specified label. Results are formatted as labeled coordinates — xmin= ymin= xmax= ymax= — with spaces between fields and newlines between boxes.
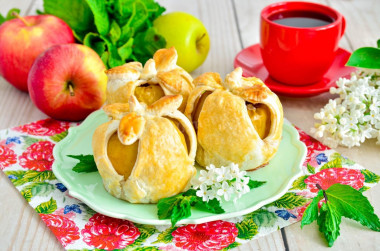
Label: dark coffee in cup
xmin=270 ymin=10 xmax=334 ymax=28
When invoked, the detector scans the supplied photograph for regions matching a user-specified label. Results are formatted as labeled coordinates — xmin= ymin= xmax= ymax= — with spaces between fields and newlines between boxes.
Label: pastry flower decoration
xmin=92 ymin=95 xmax=197 ymax=203
xmin=105 ymin=47 xmax=194 ymax=112
xmin=185 ymin=67 xmax=283 ymax=171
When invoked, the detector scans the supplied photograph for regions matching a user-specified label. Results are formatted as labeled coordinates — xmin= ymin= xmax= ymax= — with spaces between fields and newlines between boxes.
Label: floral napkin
xmin=0 ymin=118 xmax=379 ymax=251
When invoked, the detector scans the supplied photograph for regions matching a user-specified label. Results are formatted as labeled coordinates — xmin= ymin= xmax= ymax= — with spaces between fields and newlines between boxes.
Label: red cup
xmin=260 ymin=1 xmax=346 ymax=85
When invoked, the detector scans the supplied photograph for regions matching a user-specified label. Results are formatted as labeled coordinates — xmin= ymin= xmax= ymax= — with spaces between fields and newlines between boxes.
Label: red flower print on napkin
xmin=40 ymin=214 xmax=80 ymax=247
xmin=14 ymin=119 xmax=71 ymax=136
xmin=81 ymin=213 xmax=140 ymax=250
xmin=172 ymin=220 xmax=238 ymax=251
xmin=18 ymin=141 xmax=54 ymax=171
xmin=297 ymin=127 xmax=329 ymax=151
xmin=304 ymin=168 xmax=364 ymax=193
xmin=0 ymin=145 xmax=17 ymax=170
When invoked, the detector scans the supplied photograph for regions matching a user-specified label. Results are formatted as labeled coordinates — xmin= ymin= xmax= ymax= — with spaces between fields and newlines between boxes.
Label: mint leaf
xmin=301 ymin=190 xmax=323 ymax=228
xmin=194 ymin=197 xmax=225 ymax=214
xmin=301 ymin=183 xmax=380 ymax=247
xmin=377 ymin=39 xmax=380 ymax=48
xmin=346 ymin=47 xmax=380 ymax=69
xmin=157 ymin=193 xmax=195 ymax=226
xmin=326 ymin=184 xmax=380 ymax=231
xmin=317 ymin=202 xmax=341 ymax=247
xmin=68 ymin=154 xmax=97 ymax=173
xmin=44 ymin=0 xmax=95 ymax=41
xmin=247 ymin=180 xmax=266 ymax=189
xmin=83 ymin=32 xmax=107 ymax=56
xmin=86 ymin=0 xmax=110 ymax=36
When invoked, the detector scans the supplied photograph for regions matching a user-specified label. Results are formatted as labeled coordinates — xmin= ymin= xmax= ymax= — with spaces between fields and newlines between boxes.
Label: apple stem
xmin=196 ymin=33 xmax=207 ymax=53
xmin=68 ymin=83 xmax=75 ymax=96
xmin=12 ymin=12 xmax=31 ymax=26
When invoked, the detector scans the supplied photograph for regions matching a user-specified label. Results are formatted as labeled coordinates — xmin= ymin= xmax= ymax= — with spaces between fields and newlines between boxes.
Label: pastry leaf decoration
xmin=68 ymin=154 xmax=98 ymax=173
xmin=301 ymin=183 xmax=380 ymax=247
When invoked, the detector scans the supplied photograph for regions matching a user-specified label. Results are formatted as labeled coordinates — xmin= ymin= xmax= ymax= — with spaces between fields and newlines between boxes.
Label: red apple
xmin=0 ymin=14 xmax=74 ymax=92
xmin=28 ymin=44 xmax=107 ymax=121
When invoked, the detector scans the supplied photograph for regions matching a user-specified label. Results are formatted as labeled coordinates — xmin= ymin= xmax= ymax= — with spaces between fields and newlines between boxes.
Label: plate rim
xmin=52 ymin=111 xmax=306 ymax=225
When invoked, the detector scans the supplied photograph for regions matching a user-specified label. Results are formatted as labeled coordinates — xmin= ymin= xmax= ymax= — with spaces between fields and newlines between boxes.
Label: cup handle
xmin=340 ymin=16 xmax=346 ymax=37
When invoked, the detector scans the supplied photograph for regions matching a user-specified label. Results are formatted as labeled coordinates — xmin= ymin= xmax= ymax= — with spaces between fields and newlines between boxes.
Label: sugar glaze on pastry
xmin=92 ymin=95 xmax=197 ymax=203
xmin=185 ymin=67 xmax=283 ymax=171
xmin=105 ymin=47 xmax=193 ymax=112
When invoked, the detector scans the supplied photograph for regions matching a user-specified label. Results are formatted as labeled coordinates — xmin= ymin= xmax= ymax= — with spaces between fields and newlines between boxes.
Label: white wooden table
xmin=1 ymin=0 xmax=379 ymax=250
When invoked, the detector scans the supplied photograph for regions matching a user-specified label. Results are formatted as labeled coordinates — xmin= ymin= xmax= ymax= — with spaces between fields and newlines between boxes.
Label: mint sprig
xmin=68 ymin=154 xmax=98 ymax=173
xmin=41 ymin=0 xmax=166 ymax=67
xmin=346 ymin=39 xmax=380 ymax=69
xmin=301 ymin=183 xmax=380 ymax=247
xmin=157 ymin=189 xmax=225 ymax=227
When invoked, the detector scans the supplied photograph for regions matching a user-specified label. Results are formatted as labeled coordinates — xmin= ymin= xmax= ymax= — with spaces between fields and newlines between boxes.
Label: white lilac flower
xmin=192 ymin=163 xmax=253 ymax=202
xmin=312 ymin=69 xmax=380 ymax=148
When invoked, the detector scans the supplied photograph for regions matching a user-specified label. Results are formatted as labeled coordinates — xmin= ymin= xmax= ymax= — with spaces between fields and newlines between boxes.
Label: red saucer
xmin=234 ymin=44 xmax=356 ymax=97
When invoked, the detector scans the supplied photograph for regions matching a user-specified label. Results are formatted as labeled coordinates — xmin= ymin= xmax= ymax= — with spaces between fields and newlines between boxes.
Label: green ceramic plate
xmin=52 ymin=110 xmax=306 ymax=225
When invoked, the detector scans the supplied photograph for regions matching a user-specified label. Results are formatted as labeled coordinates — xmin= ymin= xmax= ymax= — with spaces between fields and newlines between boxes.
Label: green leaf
xmin=4 ymin=170 xmax=27 ymax=182
xmin=68 ymin=154 xmax=98 ymax=173
xmin=320 ymin=158 xmax=342 ymax=171
xmin=317 ymin=202 xmax=341 ymax=247
xmin=109 ymin=20 xmax=121 ymax=43
xmin=290 ymin=175 xmax=309 ymax=190
xmin=346 ymin=47 xmax=380 ymax=69
xmin=326 ymin=184 xmax=380 ymax=231
xmin=85 ymin=0 xmax=110 ymax=36
xmin=361 ymin=169 xmax=380 ymax=183
xmin=35 ymin=197 xmax=57 ymax=214
xmin=84 ymin=32 xmax=107 ymax=56
xmin=118 ymin=37 xmax=134 ymax=61
xmin=236 ymin=218 xmax=258 ymax=240
xmin=301 ymin=190 xmax=323 ymax=228
xmin=359 ymin=186 xmax=370 ymax=193
xmin=247 ymin=180 xmax=266 ymax=189
xmin=22 ymin=136 xmax=44 ymax=148
xmin=50 ymin=130 xmax=68 ymax=142
xmin=269 ymin=192 xmax=309 ymax=209
xmin=307 ymin=164 xmax=315 ymax=174
xmin=246 ymin=209 xmax=278 ymax=227
xmin=222 ymin=242 xmax=241 ymax=250
xmin=21 ymin=189 xmax=33 ymax=202
xmin=133 ymin=27 xmax=166 ymax=63
xmin=13 ymin=171 xmax=56 ymax=186
xmin=0 ymin=8 xmax=20 ymax=25
xmin=377 ymin=39 xmax=380 ymax=48
xmin=330 ymin=153 xmax=355 ymax=166
xmin=43 ymin=0 xmax=95 ymax=41
xmin=130 ymin=224 xmax=157 ymax=247
xmin=21 ymin=182 xmax=55 ymax=202
xmin=153 ymin=227 xmax=177 ymax=244
xmin=194 ymin=197 xmax=225 ymax=214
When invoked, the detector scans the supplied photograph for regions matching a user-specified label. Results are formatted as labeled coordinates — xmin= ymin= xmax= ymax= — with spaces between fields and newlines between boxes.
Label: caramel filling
xmin=135 ymin=84 xmax=165 ymax=106
xmin=247 ymin=103 xmax=271 ymax=139
xmin=191 ymin=91 xmax=212 ymax=132
xmin=107 ymin=133 xmax=139 ymax=179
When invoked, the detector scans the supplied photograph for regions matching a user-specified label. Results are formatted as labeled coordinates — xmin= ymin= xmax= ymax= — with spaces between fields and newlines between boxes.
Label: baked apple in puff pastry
xmin=106 ymin=47 xmax=193 ymax=112
xmin=92 ymin=95 xmax=197 ymax=203
xmin=185 ymin=67 xmax=283 ymax=171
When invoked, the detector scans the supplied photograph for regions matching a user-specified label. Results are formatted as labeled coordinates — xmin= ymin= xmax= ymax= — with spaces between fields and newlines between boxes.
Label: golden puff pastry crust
xmin=185 ymin=67 xmax=283 ymax=171
xmin=93 ymin=95 xmax=197 ymax=203
xmin=105 ymin=47 xmax=194 ymax=112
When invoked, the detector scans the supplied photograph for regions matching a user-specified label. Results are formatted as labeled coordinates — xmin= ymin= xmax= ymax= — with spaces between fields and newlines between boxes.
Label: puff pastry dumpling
xmin=92 ymin=95 xmax=197 ymax=203
xmin=105 ymin=47 xmax=194 ymax=112
xmin=185 ymin=67 xmax=283 ymax=171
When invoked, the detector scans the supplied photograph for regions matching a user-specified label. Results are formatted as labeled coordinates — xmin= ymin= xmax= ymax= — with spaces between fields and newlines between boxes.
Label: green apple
xmin=153 ymin=12 xmax=210 ymax=72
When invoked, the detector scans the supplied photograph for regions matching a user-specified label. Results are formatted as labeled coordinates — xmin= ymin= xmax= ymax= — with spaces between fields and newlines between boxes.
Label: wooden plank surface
xmin=0 ymin=0 xmax=379 ymax=250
